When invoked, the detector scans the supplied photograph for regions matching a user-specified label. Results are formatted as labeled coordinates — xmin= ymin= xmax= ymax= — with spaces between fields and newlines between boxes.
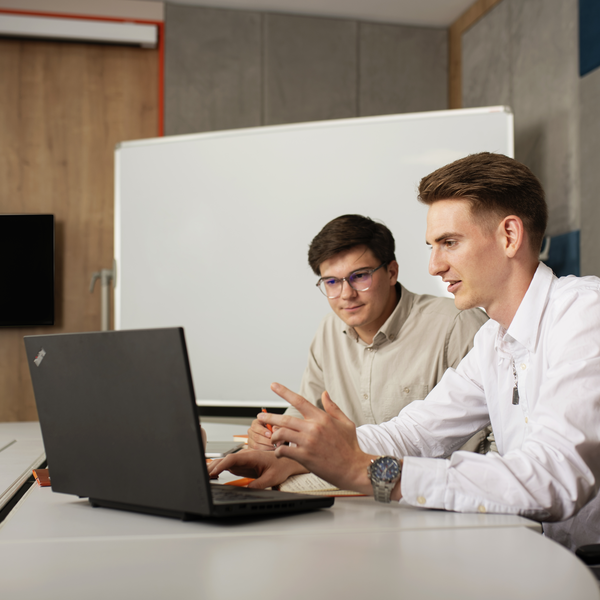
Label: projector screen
xmin=115 ymin=107 xmax=513 ymax=406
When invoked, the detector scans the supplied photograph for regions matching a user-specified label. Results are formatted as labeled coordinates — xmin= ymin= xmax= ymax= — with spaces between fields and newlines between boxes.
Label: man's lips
xmin=343 ymin=304 xmax=364 ymax=312
xmin=445 ymin=280 xmax=461 ymax=294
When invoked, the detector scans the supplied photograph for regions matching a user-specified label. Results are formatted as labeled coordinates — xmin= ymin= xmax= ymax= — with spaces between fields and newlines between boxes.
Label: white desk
xmin=0 ymin=422 xmax=597 ymax=600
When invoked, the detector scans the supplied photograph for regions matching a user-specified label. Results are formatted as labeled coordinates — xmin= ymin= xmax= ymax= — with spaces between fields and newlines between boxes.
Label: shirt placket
xmin=496 ymin=333 xmax=529 ymax=452
xmin=360 ymin=344 xmax=377 ymax=423
xmin=511 ymin=350 xmax=530 ymax=425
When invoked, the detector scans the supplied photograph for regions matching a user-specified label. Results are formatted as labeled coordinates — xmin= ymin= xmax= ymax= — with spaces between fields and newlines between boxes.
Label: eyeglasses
xmin=316 ymin=262 xmax=388 ymax=298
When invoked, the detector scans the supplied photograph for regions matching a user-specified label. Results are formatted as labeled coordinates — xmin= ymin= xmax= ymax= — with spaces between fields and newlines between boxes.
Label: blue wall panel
xmin=543 ymin=230 xmax=580 ymax=277
xmin=580 ymin=0 xmax=600 ymax=76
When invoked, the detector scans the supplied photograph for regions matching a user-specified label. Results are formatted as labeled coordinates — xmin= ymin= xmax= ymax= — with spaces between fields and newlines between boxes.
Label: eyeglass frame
xmin=316 ymin=261 xmax=389 ymax=298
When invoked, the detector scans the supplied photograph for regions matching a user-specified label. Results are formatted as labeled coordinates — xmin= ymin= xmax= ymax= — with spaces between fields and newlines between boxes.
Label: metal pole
xmin=100 ymin=269 xmax=111 ymax=331
xmin=90 ymin=260 xmax=117 ymax=331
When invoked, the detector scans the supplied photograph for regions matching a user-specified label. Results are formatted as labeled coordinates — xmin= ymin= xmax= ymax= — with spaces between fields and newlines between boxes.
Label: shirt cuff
xmin=401 ymin=456 xmax=449 ymax=509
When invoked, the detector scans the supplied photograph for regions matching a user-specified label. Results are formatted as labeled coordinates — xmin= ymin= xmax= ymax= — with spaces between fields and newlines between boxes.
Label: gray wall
xmin=165 ymin=3 xmax=447 ymax=135
xmin=165 ymin=5 xmax=262 ymax=133
xmin=580 ymin=67 xmax=600 ymax=276
xmin=462 ymin=0 xmax=580 ymax=239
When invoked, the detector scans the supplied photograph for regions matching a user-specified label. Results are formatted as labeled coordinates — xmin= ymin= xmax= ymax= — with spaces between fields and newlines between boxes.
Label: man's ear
xmin=499 ymin=215 xmax=525 ymax=258
xmin=387 ymin=260 xmax=399 ymax=285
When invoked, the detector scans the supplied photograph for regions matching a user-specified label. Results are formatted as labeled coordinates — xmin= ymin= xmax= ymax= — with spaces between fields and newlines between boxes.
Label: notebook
xmin=24 ymin=328 xmax=334 ymax=519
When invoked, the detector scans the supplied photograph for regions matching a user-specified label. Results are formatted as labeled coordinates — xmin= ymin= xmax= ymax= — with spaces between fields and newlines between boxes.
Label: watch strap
xmin=371 ymin=478 xmax=394 ymax=503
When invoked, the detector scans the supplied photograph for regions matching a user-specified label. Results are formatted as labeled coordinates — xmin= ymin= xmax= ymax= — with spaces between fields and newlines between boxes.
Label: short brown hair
xmin=418 ymin=152 xmax=548 ymax=253
xmin=308 ymin=215 xmax=396 ymax=275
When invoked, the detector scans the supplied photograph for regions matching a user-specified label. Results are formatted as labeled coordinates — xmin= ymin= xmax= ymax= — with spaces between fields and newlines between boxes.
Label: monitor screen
xmin=1 ymin=214 xmax=54 ymax=327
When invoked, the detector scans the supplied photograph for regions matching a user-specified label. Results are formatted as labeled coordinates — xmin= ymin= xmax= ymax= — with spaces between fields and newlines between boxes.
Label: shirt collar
xmin=343 ymin=283 xmax=412 ymax=345
xmin=499 ymin=262 xmax=554 ymax=353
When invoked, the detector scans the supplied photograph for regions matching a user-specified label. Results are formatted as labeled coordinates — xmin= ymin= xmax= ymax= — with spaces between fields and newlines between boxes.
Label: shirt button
xmin=363 ymin=394 xmax=368 ymax=400
xmin=521 ymin=363 xmax=527 ymax=370
xmin=388 ymin=334 xmax=395 ymax=341
xmin=478 ymin=505 xmax=487 ymax=513
xmin=417 ymin=496 xmax=426 ymax=505
xmin=404 ymin=387 xmax=410 ymax=394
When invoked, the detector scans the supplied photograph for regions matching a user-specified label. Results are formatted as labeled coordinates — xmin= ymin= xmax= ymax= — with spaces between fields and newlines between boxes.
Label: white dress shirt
xmin=357 ymin=263 xmax=600 ymax=543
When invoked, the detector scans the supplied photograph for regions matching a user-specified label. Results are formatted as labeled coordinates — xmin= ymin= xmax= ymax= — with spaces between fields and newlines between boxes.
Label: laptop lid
xmin=25 ymin=328 xmax=216 ymax=517
xmin=24 ymin=328 xmax=333 ymax=519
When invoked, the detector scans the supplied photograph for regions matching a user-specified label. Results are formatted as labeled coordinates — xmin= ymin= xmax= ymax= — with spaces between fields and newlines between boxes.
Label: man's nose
xmin=340 ymin=279 xmax=357 ymax=299
xmin=428 ymin=248 xmax=446 ymax=277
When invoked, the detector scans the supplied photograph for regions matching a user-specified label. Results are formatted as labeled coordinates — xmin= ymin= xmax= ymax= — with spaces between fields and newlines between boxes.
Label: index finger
xmin=206 ymin=453 xmax=251 ymax=478
xmin=270 ymin=382 xmax=321 ymax=419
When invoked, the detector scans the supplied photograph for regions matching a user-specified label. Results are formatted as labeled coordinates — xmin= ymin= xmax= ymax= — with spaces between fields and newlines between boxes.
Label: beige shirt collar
xmin=343 ymin=283 xmax=413 ymax=346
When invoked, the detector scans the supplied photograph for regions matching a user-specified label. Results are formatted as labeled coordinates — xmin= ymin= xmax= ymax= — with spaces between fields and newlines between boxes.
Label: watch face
xmin=372 ymin=456 xmax=400 ymax=482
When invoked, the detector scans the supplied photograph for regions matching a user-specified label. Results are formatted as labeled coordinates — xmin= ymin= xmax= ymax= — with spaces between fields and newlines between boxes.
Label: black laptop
xmin=24 ymin=328 xmax=334 ymax=519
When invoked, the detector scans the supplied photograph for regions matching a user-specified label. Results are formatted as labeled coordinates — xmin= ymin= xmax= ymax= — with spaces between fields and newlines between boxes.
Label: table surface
xmin=0 ymin=421 xmax=597 ymax=600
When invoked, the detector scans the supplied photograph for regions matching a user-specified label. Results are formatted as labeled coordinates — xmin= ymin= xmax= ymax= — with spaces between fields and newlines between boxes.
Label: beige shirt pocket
xmin=377 ymin=383 xmax=430 ymax=423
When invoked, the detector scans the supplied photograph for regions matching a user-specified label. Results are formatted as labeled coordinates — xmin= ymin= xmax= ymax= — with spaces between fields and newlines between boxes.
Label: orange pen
xmin=261 ymin=407 xmax=274 ymax=433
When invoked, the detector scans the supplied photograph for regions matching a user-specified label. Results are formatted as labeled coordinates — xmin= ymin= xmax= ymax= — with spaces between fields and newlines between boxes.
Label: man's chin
xmin=338 ymin=313 xmax=366 ymax=328
xmin=452 ymin=294 xmax=476 ymax=312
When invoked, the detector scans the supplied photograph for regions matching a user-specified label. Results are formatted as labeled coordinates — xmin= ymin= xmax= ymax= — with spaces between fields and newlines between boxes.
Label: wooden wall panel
xmin=0 ymin=38 xmax=157 ymax=421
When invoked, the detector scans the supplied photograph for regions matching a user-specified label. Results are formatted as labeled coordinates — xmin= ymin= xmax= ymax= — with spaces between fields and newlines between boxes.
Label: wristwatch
xmin=367 ymin=456 xmax=402 ymax=503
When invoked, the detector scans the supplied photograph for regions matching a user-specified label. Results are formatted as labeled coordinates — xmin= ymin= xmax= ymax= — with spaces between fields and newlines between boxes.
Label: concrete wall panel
xmin=359 ymin=22 xmax=447 ymax=116
xmin=580 ymin=67 xmax=600 ymax=275
xmin=462 ymin=0 xmax=580 ymax=238
xmin=165 ymin=4 xmax=261 ymax=135
xmin=264 ymin=13 xmax=358 ymax=125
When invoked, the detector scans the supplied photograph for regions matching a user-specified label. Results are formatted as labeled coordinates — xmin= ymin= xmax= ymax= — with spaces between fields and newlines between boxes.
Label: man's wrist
xmin=351 ymin=454 xmax=382 ymax=495
xmin=281 ymin=457 xmax=309 ymax=479
xmin=391 ymin=461 xmax=403 ymax=501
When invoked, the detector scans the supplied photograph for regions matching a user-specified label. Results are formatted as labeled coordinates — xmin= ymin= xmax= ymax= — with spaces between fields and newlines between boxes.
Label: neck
xmin=355 ymin=285 xmax=400 ymax=345
xmin=487 ymin=260 xmax=539 ymax=330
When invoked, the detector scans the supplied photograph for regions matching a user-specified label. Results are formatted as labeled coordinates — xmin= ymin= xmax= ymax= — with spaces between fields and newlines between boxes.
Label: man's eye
xmin=352 ymin=272 xmax=368 ymax=280
xmin=324 ymin=278 xmax=338 ymax=287
xmin=445 ymin=240 xmax=457 ymax=247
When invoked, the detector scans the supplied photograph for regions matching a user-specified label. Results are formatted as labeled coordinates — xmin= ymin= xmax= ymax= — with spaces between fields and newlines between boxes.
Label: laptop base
xmin=90 ymin=498 xmax=198 ymax=521
xmin=89 ymin=491 xmax=334 ymax=520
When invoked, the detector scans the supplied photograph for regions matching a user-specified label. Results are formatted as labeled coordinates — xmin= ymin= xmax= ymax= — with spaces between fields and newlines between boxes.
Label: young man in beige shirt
xmin=248 ymin=214 xmax=489 ymax=452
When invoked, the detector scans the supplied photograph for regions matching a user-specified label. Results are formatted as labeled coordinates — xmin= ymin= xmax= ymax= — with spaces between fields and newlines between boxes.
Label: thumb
xmin=321 ymin=391 xmax=353 ymax=425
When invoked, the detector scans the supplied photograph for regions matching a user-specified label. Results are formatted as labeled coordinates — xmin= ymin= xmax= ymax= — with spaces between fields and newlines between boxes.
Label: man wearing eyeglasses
xmin=248 ymin=214 xmax=489 ymax=452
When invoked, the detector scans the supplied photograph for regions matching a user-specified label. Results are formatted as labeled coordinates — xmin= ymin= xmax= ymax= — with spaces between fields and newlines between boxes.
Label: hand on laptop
xmin=207 ymin=450 xmax=307 ymax=489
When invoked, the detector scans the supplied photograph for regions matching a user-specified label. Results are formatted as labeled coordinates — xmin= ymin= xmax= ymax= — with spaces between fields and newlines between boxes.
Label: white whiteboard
xmin=115 ymin=107 xmax=513 ymax=405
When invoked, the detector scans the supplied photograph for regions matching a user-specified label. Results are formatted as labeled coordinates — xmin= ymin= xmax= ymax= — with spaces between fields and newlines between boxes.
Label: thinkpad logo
xmin=33 ymin=349 xmax=46 ymax=367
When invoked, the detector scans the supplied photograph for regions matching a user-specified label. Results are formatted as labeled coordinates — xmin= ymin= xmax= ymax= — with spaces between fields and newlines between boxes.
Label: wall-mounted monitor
xmin=1 ymin=214 xmax=55 ymax=327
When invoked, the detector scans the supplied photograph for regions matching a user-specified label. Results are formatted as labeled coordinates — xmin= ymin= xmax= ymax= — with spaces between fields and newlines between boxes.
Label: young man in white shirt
xmin=248 ymin=214 xmax=489 ymax=451
xmin=210 ymin=152 xmax=600 ymax=550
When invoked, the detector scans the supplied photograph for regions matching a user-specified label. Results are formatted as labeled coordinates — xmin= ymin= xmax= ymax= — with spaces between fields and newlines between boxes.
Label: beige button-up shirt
xmin=288 ymin=285 xmax=489 ymax=448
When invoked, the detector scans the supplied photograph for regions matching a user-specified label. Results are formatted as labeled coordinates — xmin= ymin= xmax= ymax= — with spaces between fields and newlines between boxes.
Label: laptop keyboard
xmin=211 ymin=486 xmax=265 ymax=503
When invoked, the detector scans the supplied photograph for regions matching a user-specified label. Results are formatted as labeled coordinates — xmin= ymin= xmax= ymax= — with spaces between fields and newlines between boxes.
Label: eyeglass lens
xmin=319 ymin=270 xmax=373 ymax=298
